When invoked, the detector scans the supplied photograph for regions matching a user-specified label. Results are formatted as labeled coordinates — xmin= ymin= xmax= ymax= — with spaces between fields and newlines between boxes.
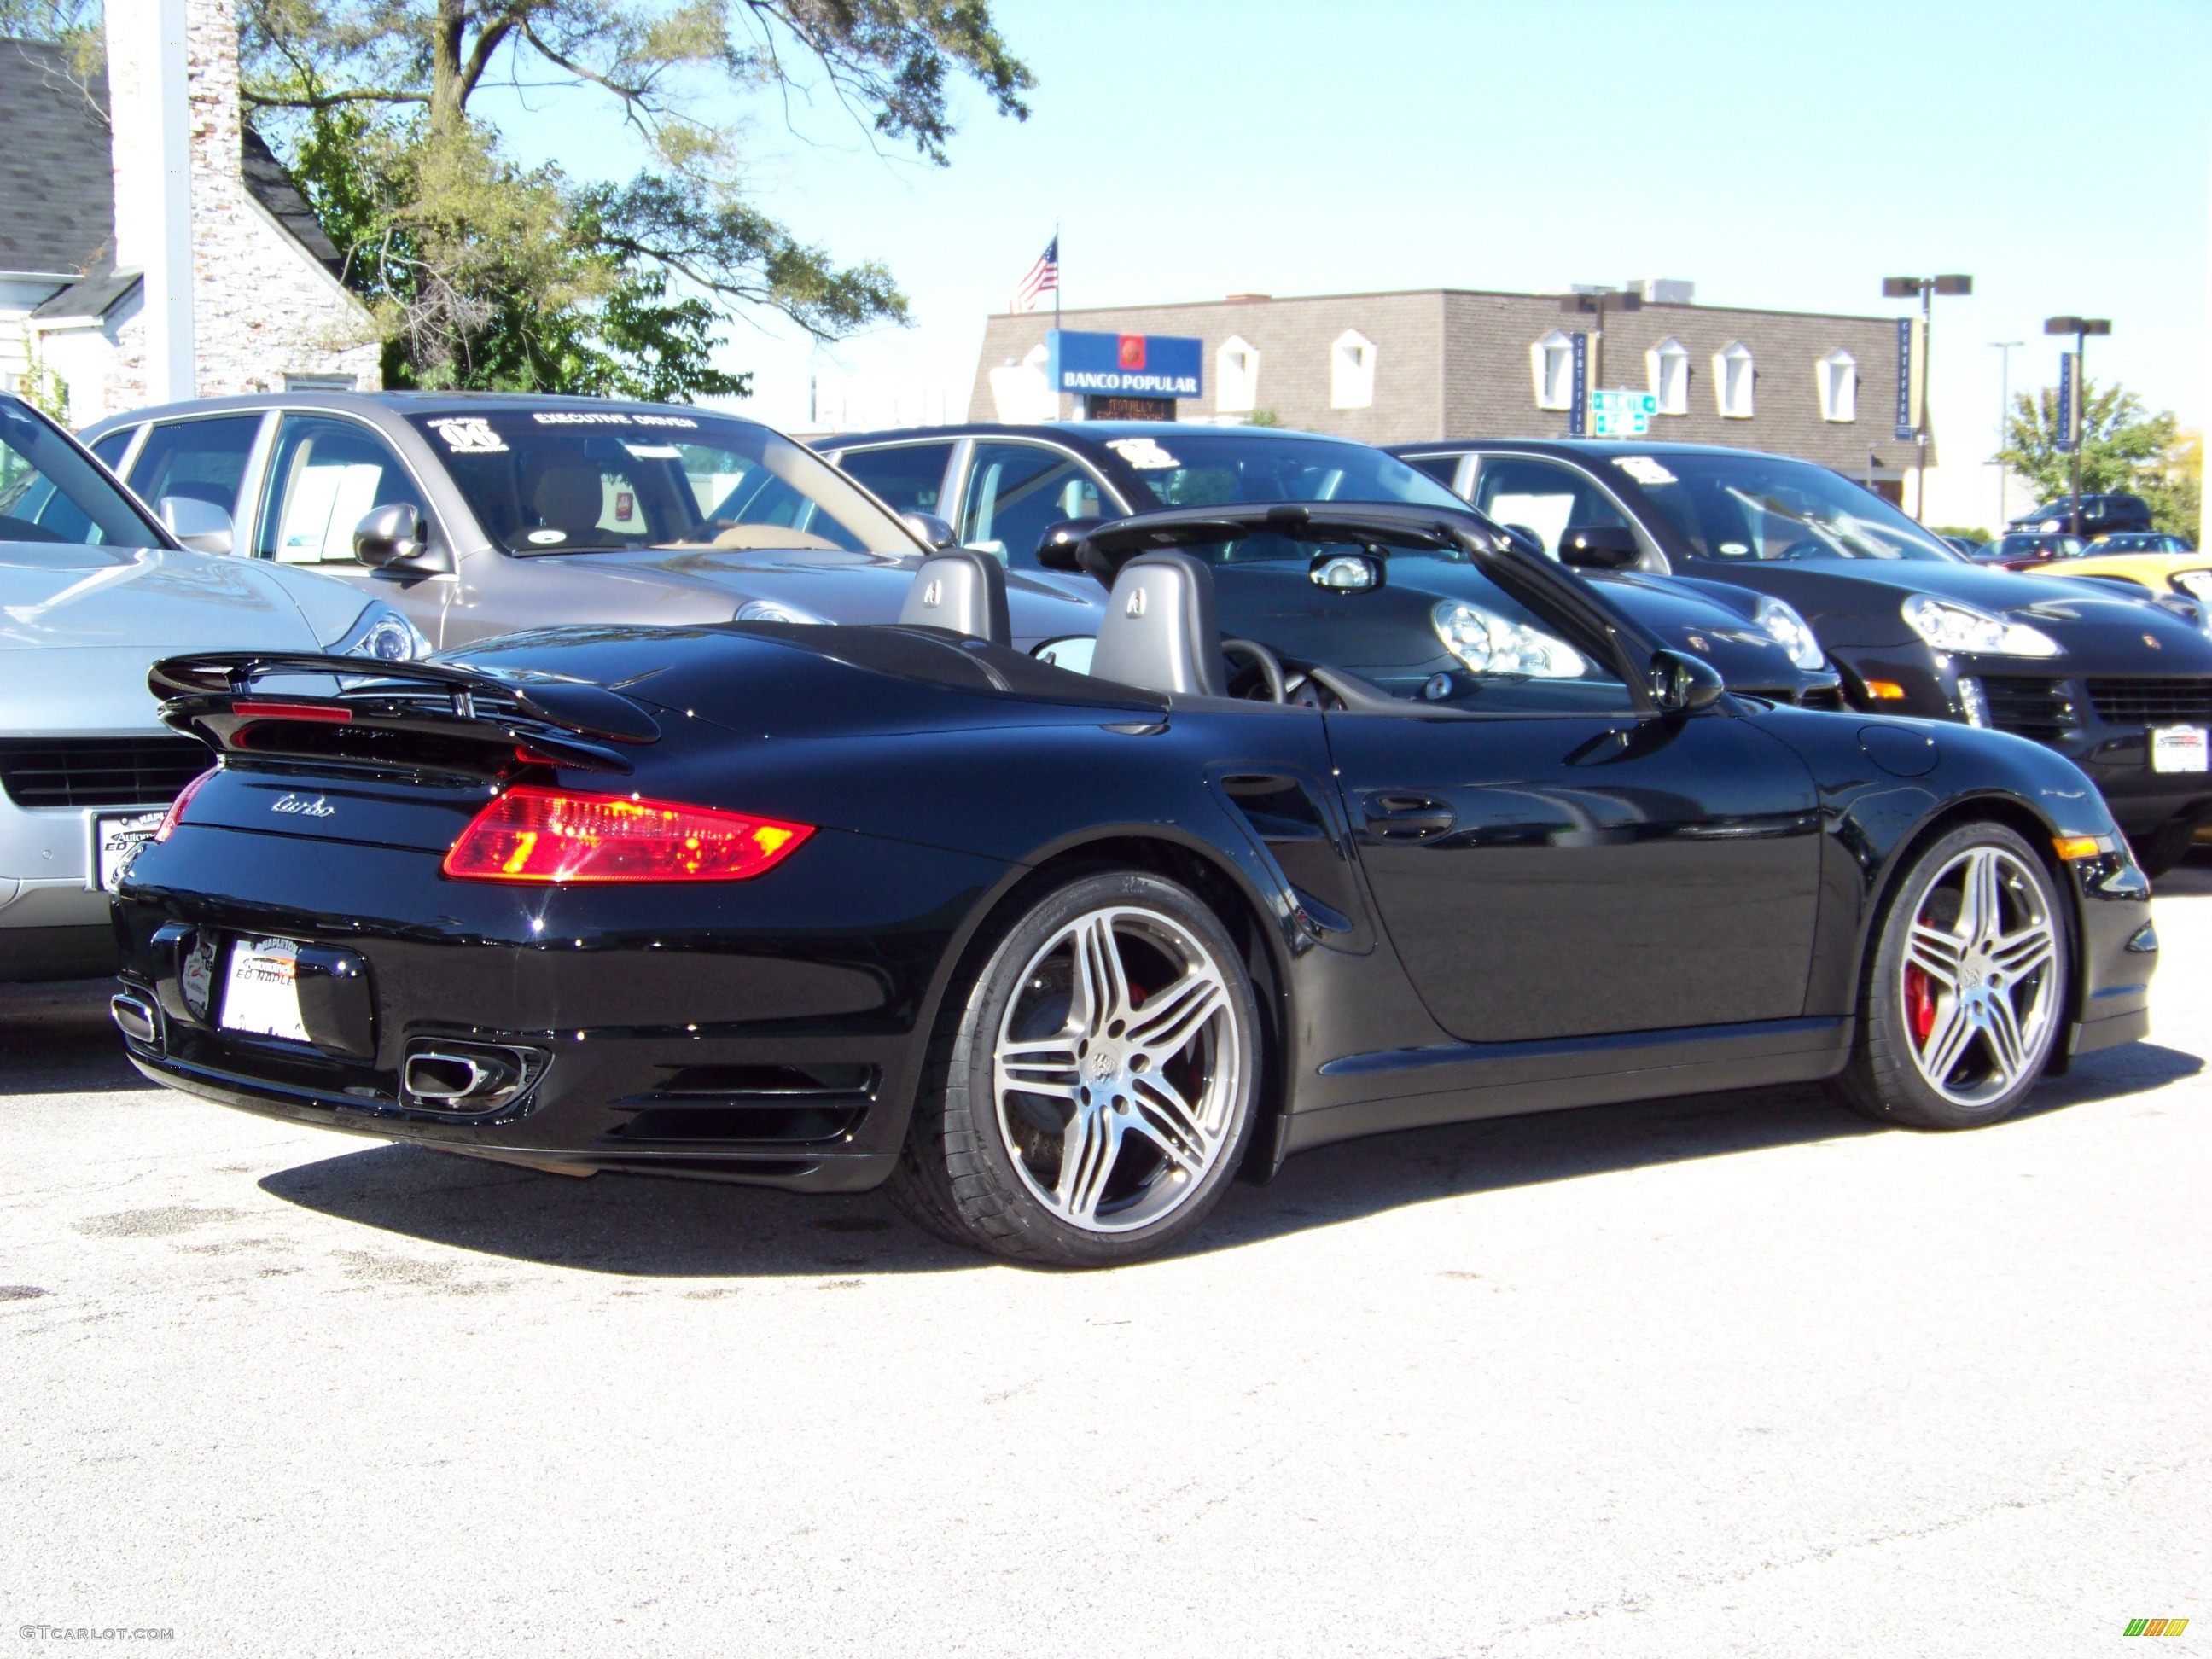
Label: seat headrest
xmin=899 ymin=548 xmax=1010 ymax=646
xmin=1088 ymin=550 xmax=1226 ymax=698
xmin=531 ymin=466 xmax=607 ymax=537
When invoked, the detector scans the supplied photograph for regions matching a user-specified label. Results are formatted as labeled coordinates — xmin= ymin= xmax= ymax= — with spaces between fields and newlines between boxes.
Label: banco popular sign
xmin=1048 ymin=330 xmax=1203 ymax=399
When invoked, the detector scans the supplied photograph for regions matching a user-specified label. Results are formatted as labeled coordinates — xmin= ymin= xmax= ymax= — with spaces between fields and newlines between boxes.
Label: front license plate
xmin=219 ymin=937 xmax=311 ymax=1044
xmin=90 ymin=809 xmax=166 ymax=892
xmin=2150 ymin=725 xmax=2209 ymax=774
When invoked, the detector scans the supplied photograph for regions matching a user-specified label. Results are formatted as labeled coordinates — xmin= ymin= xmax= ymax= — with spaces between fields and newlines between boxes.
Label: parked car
xmin=818 ymin=422 xmax=1840 ymax=705
xmin=1388 ymin=439 xmax=2212 ymax=874
xmin=1971 ymin=532 xmax=2088 ymax=569
xmin=2010 ymin=493 xmax=2154 ymax=538
xmin=1940 ymin=534 xmax=1987 ymax=557
xmin=78 ymin=393 xmax=1098 ymax=651
xmin=2088 ymin=533 xmax=2194 ymax=555
xmin=2031 ymin=544 xmax=2212 ymax=605
xmin=0 ymin=394 xmax=428 ymax=981
xmin=112 ymin=515 xmax=2152 ymax=1265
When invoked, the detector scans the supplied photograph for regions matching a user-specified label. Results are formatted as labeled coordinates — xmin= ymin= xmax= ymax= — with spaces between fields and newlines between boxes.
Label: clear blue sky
xmin=491 ymin=0 xmax=2210 ymax=456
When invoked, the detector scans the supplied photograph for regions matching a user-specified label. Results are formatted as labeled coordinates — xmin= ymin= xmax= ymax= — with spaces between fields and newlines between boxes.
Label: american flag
xmin=1010 ymin=235 xmax=1058 ymax=314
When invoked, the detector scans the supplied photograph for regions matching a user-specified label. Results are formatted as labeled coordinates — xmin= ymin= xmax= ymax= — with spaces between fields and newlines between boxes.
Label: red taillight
xmin=230 ymin=700 xmax=353 ymax=724
xmin=155 ymin=767 xmax=216 ymax=842
xmin=441 ymin=787 xmax=814 ymax=883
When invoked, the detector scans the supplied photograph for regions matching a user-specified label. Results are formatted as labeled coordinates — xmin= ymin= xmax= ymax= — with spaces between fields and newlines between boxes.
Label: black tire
xmin=2127 ymin=819 xmax=2198 ymax=880
xmin=886 ymin=868 xmax=1261 ymax=1267
xmin=1836 ymin=820 xmax=2069 ymax=1131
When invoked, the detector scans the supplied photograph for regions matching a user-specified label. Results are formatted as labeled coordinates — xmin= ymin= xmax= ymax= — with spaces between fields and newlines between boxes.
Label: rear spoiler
xmin=149 ymin=651 xmax=660 ymax=774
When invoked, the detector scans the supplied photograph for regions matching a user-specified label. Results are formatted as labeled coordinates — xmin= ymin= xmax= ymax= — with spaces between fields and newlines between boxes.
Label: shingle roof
xmin=241 ymin=124 xmax=346 ymax=281
xmin=29 ymin=257 xmax=137 ymax=320
xmin=0 ymin=38 xmax=114 ymax=276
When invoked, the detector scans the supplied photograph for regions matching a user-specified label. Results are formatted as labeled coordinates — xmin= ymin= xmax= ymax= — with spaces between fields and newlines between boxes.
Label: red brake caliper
xmin=1905 ymin=965 xmax=1936 ymax=1047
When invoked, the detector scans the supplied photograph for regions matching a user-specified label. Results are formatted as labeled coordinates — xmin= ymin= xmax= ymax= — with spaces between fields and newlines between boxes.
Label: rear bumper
xmin=113 ymin=818 xmax=1010 ymax=1191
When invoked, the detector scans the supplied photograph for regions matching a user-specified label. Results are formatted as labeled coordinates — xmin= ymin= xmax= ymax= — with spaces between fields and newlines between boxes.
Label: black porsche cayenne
xmin=1391 ymin=440 xmax=2212 ymax=874
xmin=111 ymin=511 xmax=2155 ymax=1266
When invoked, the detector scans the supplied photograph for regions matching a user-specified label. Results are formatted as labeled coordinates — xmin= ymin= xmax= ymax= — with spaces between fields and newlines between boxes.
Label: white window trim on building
xmin=1531 ymin=329 xmax=1575 ymax=410
xmin=1330 ymin=329 xmax=1377 ymax=410
xmin=1646 ymin=337 xmax=1689 ymax=416
xmin=1714 ymin=341 xmax=1755 ymax=419
xmin=1216 ymin=335 xmax=1260 ymax=416
xmin=1817 ymin=348 xmax=1857 ymax=422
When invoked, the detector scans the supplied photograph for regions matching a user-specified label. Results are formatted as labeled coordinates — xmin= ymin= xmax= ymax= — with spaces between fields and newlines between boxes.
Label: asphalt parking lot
xmin=3 ymin=865 xmax=2206 ymax=1657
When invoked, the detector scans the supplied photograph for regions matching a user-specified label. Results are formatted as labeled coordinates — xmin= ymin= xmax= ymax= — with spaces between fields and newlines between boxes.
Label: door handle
xmin=1362 ymin=794 xmax=1456 ymax=840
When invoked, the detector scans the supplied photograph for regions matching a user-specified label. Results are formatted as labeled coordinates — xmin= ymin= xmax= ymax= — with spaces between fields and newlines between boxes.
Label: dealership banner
xmin=1048 ymin=331 xmax=1202 ymax=399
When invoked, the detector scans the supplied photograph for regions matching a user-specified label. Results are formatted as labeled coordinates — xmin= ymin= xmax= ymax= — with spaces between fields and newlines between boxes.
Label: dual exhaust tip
xmin=110 ymin=992 xmax=542 ymax=1116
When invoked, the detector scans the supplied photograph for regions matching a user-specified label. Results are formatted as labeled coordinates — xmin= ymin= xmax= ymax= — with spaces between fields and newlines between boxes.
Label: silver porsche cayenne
xmin=1 ymin=395 xmax=428 ymax=981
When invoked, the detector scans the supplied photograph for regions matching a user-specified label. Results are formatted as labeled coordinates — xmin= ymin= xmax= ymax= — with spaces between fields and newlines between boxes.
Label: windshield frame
xmin=405 ymin=406 xmax=922 ymax=558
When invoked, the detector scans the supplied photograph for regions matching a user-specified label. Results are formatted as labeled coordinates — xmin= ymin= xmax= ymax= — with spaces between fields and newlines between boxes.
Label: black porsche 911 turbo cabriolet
xmin=109 ymin=505 xmax=2157 ymax=1266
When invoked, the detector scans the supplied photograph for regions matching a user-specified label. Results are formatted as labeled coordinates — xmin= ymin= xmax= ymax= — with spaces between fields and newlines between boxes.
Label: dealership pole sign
xmin=1894 ymin=317 xmax=1915 ymax=440
xmin=1047 ymin=331 xmax=1202 ymax=399
xmin=1568 ymin=334 xmax=1588 ymax=437
xmin=2055 ymin=352 xmax=2077 ymax=454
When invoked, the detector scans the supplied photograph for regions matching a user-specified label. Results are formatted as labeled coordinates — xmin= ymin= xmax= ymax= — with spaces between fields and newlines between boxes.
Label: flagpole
xmin=1053 ymin=219 xmax=1061 ymax=329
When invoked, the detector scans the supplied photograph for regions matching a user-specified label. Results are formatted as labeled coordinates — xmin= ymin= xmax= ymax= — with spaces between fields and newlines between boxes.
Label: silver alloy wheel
xmin=1900 ymin=845 xmax=2059 ymax=1106
xmin=992 ymin=905 xmax=1243 ymax=1233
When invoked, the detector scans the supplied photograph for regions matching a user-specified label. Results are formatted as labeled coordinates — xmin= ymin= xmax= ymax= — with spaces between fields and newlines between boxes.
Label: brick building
xmin=0 ymin=0 xmax=377 ymax=428
xmin=973 ymin=286 xmax=1927 ymax=499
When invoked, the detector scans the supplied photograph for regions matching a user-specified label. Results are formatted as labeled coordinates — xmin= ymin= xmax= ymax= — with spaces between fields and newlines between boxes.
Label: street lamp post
xmin=2044 ymin=315 xmax=2112 ymax=538
xmin=1883 ymin=275 xmax=1973 ymax=521
xmin=1989 ymin=339 xmax=2023 ymax=527
xmin=1563 ymin=285 xmax=1643 ymax=434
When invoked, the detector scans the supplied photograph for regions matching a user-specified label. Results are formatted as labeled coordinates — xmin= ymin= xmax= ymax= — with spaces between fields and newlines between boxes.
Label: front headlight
xmin=736 ymin=599 xmax=823 ymax=624
xmin=1432 ymin=600 xmax=1586 ymax=678
xmin=1901 ymin=593 xmax=2063 ymax=658
xmin=335 ymin=602 xmax=431 ymax=661
xmin=1754 ymin=596 xmax=1825 ymax=670
xmin=2171 ymin=569 xmax=2212 ymax=602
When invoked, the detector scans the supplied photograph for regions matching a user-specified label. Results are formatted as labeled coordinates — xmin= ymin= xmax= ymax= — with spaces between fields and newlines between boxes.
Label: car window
xmin=1618 ymin=451 xmax=1959 ymax=562
xmin=1109 ymin=433 xmax=1466 ymax=512
xmin=405 ymin=408 xmax=911 ymax=556
xmin=838 ymin=442 xmax=954 ymax=515
xmin=88 ymin=427 xmax=136 ymax=470
xmin=1400 ymin=453 xmax=1464 ymax=490
xmin=257 ymin=415 xmax=428 ymax=566
xmin=959 ymin=442 xmax=1104 ymax=565
xmin=1469 ymin=456 xmax=1631 ymax=557
xmin=0 ymin=401 xmax=162 ymax=549
xmin=126 ymin=416 xmax=262 ymax=523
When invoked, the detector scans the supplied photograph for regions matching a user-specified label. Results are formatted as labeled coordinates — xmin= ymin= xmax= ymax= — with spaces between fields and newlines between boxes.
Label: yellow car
xmin=2028 ymin=533 xmax=2212 ymax=606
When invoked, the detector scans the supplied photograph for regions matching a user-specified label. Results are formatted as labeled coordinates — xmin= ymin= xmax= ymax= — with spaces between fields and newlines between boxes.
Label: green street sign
xmin=1590 ymin=388 xmax=1660 ymax=438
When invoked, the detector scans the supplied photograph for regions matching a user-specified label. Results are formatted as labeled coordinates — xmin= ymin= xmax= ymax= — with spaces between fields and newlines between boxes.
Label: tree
xmin=239 ymin=0 xmax=1033 ymax=392
xmin=2139 ymin=428 xmax=2201 ymax=543
xmin=1997 ymin=378 xmax=2174 ymax=500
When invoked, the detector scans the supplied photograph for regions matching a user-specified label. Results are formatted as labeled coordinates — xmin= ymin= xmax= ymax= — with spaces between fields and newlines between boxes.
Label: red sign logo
xmin=1118 ymin=335 xmax=1147 ymax=370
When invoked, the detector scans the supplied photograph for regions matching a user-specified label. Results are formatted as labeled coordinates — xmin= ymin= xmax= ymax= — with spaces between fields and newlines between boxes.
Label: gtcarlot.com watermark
xmin=19 ymin=1627 xmax=174 ymax=1644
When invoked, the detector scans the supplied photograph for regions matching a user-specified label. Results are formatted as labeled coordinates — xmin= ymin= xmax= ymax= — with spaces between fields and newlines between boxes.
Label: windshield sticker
xmin=1612 ymin=456 xmax=1678 ymax=486
xmin=1105 ymin=437 xmax=1181 ymax=470
xmin=426 ymin=417 xmax=507 ymax=454
xmin=527 ymin=529 xmax=568 ymax=544
xmin=530 ymin=411 xmax=699 ymax=428
xmin=621 ymin=443 xmax=685 ymax=460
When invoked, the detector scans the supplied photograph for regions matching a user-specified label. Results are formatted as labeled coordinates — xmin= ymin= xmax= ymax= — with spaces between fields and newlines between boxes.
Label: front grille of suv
xmin=1977 ymin=677 xmax=2077 ymax=743
xmin=2087 ymin=678 xmax=2212 ymax=726
xmin=0 ymin=736 xmax=212 ymax=808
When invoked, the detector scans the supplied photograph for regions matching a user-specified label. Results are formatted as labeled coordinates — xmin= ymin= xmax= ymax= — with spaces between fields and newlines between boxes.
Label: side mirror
xmin=353 ymin=503 xmax=443 ymax=573
xmin=1649 ymin=648 xmax=1725 ymax=713
xmin=1036 ymin=516 xmax=1108 ymax=574
xmin=159 ymin=496 xmax=232 ymax=556
xmin=1557 ymin=524 xmax=1641 ymax=570
xmin=901 ymin=511 xmax=955 ymax=549
xmin=1309 ymin=550 xmax=1383 ymax=591
xmin=1498 ymin=523 xmax=1548 ymax=559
